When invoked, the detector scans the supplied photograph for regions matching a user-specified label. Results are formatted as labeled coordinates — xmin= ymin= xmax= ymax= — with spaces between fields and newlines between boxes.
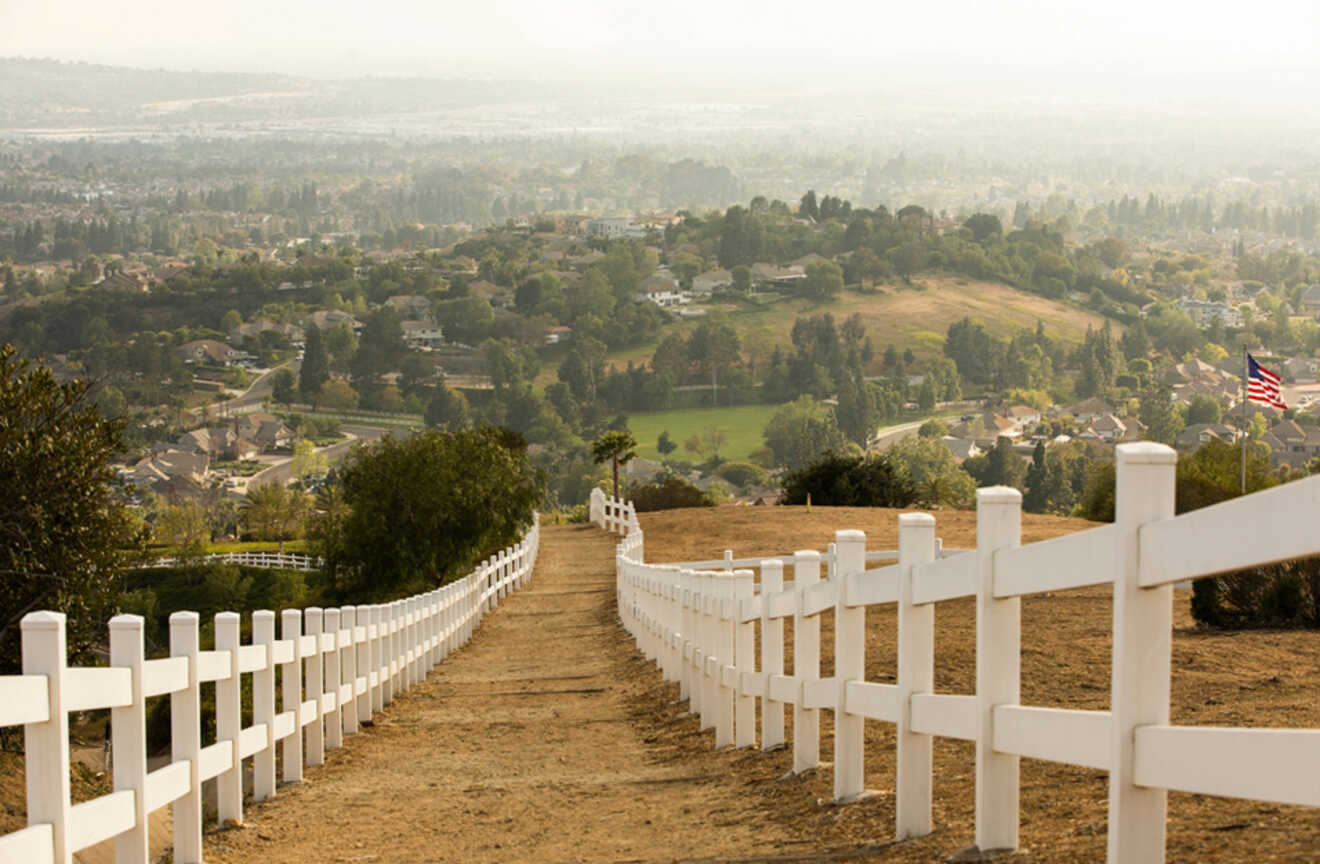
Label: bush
xmin=717 ymin=461 xmax=770 ymax=488
xmin=629 ymin=475 xmax=713 ymax=512
xmin=781 ymin=452 xmax=915 ymax=508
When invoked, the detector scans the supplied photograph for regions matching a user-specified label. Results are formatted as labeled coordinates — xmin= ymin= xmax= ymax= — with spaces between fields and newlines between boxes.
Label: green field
xmin=626 ymin=404 xmax=779 ymax=462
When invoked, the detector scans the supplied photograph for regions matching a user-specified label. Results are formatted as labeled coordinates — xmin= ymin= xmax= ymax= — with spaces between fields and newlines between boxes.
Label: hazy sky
xmin=3 ymin=0 xmax=1318 ymax=97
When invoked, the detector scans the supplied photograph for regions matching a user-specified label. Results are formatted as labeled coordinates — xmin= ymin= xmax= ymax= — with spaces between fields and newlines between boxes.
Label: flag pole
xmin=1241 ymin=347 xmax=1248 ymax=494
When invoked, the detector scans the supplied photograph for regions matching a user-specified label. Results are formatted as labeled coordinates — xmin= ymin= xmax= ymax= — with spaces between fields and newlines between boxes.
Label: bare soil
xmin=7 ymin=507 xmax=1314 ymax=863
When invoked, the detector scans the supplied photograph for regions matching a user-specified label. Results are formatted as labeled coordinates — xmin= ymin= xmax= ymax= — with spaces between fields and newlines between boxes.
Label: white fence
xmin=0 ymin=515 xmax=540 ymax=864
xmin=596 ymin=443 xmax=1320 ymax=863
xmin=141 ymin=551 xmax=322 ymax=571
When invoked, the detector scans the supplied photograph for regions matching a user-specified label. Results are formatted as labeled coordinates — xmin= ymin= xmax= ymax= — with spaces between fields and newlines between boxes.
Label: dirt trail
xmin=205 ymin=524 xmax=825 ymax=864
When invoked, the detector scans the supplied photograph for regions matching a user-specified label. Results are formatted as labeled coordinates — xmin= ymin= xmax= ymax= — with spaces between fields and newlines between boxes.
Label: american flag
xmin=1247 ymin=353 xmax=1287 ymax=409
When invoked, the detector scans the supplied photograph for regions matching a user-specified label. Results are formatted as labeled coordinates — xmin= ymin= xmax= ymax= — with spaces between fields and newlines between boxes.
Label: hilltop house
xmin=177 ymin=340 xmax=248 ymax=367
xmin=691 ymin=269 xmax=732 ymax=297
xmin=750 ymin=262 xmax=806 ymax=288
xmin=545 ymin=325 xmax=573 ymax=346
xmin=1301 ymin=284 xmax=1320 ymax=317
xmin=1068 ymin=397 xmax=1115 ymax=424
xmin=401 ymin=320 xmax=445 ymax=350
xmin=1262 ymin=420 xmax=1320 ymax=469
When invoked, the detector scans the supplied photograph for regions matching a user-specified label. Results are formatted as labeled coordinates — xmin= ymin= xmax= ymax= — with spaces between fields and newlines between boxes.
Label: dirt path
xmin=205 ymin=524 xmax=823 ymax=864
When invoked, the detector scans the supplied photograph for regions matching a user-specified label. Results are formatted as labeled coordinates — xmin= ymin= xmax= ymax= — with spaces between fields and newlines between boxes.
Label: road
xmin=245 ymin=424 xmax=390 ymax=491
xmin=867 ymin=418 xmax=928 ymax=452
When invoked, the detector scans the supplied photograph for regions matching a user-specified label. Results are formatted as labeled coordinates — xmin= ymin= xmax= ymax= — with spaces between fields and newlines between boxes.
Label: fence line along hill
xmin=598 ymin=442 xmax=1320 ymax=864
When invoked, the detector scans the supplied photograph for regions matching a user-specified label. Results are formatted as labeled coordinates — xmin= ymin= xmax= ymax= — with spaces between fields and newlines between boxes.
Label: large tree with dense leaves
xmin=312 ymin=426 xmax=543 ymax=602
xmin=298 ymin=324 xmax=330 ymax=405
xmin=0 ymin=345 xmax=148 ymax=674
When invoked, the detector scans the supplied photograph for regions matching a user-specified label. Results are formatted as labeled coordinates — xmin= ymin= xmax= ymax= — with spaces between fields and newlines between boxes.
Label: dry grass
xmin=631 ymin=505 xmax=1320 ymax=862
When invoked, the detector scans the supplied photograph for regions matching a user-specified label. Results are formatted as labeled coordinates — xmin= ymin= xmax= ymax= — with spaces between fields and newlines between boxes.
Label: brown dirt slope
xmin=633 ymin=505 xmax=1320 ymax=863
xmin=204 ymin=523 xmax=823 ymax=864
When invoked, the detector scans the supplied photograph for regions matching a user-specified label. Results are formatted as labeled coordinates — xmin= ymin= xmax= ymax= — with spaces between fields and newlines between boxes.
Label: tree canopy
xmin=312 ymin=426 xmax=543 ymax=602
xmin=0 ymin=344 xmax=147 ymax=674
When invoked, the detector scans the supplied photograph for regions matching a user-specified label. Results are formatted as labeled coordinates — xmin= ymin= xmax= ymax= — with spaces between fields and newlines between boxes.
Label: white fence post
xmin=370 ymin=604 xmax=385 ymax=712
xmin=834 ymin=529 xmax=867 ymax=802
xmin=304 ymin=607 xmax=325 ymax=766
xmin=109 ymin=614 xmax=149 ymax=864
xmin=896 ymin=513 xmax=936 ymax=839
xmin=214 ymin=611 xmax=243 ymax=825
xmin=356 ymin=604 xmax=373 ymax=725
xmin=760 ymin=559 xmax=785 ymax=751
xmin=793 ymin=550 xmax=821 ymax=774
xmin=253 ymin=609 xmax=276 ymax=801
xmin=679 ymin=570 xmax=695 ymax=705
xmin=324 ymin=608 xmax=343 ymax=750
xmin=715 ymin=573 xmax=736 ymax=748
xmin=975 ymin=488 xmax=1023 ymax=852
xmin=169 ymin=612 xmax=203 ymax=863
xmin=22 ymin=612 xmax=71 ymax=864
xmin=1108 ymin=442 xmax=1177 ymax=864
xmin=733 ymin=569 xmax=755 ymax=748
xmin=341 ymin=607 xmax=358 ymax=736
xmin=699 ymin=572 xmax=716 ymax=733
xmin=281 ymin=609 xmax=304 ymax=784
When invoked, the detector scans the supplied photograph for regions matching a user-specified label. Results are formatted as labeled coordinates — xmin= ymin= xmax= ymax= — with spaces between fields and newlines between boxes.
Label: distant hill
xmin=0 ymin=57 xmax=558 ymax=130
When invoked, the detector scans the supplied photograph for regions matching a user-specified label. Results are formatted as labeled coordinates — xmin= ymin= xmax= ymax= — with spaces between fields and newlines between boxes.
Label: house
xmin=1002 ymin=404 xmax=1041 ymax=430
xmin=305 ymin=310 xmax=362 ymax=334
xmin=639 ymin=269 xmax=687 ymax=308
xmin=1087 ymin=414 xmax=1130 ymax=443
xmin=97 ymin=270 xmax=146 ymax=293
xmin=544 ymin=325 xmax=573 ymax=346
xmin=177 ymin=339 xmax=246 ymax=367
xmin=1284 ymin=356 xmax=1320 ymax=383
xmin=940 ymin=437 xmax=982 ymax=462
xmin=1301 ymin=284 xmax=1320 ymax=317
xmin=1175 ymin=423 xmax=1238 ymax=451
xmin=1068 ymin=397 xmax=1115 ymax=424
xmin=1261 ymin=420 xmax=1320 ymax=468
xmin=385 ymin=295 xmax=432 ymax=319
xmin=586 ymin=218 xmax=646 ymax=239
xmin=750 ymin=262 xmax=806 ymax=287
xmin=236 ymin=414 xmax=292 ymax=451
xmin=691 ymin=269 xmax=732 ymax=297
xmin=401 ymin=320 xmax=445 ymax=349
xmin=1175 ymin=297 xmax=1241 ymax=327
xmin=124 ymin=448 xmax=210 ymax=497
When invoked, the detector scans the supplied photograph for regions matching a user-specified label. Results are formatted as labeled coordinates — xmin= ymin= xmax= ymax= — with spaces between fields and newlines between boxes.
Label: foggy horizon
xmin=4 ymin=0 xmax=1319 ymax=110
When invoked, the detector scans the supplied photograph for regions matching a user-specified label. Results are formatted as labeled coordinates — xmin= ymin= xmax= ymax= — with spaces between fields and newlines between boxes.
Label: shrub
xmin=717 ymin=461 xmax=770 ymax=488
xmin=629 ymin=475 xmax=713 ymax=512
xmin=780 ymin=452 xmax=915 ymax=508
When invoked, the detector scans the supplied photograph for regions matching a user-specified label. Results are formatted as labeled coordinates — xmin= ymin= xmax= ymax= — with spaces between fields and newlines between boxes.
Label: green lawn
xmin=627 ymin=404 xmax=779 ymax=462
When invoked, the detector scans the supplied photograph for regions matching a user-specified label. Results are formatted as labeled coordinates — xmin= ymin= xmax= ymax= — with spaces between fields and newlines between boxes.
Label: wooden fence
xmin=595 ymin=443 xmax=1320 ymax=863
xmin=141 ymin=551 xmax=322 ymax=571
xmin=0 ymin=516 xmax=540 ymax=864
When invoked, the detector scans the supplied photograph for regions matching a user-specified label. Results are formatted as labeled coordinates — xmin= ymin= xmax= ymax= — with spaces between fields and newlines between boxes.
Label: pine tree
xmin=299 ymin=325 xmax=330 ymax=405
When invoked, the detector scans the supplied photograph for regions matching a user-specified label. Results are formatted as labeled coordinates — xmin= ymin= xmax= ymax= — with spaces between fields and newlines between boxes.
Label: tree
xmin=290 ymin=439 xmax=328 ymax=483
xmin=299 ymin=325 xmax=330 ymax=404
xmin=886 ymin=436 xmax=975 ymax=509
xmin=963 ymin=213 xmax=1003 ymax=242
xmin=313 ymin=427 xmax=543 ymax=601
xmin=242 ymin=484 xmax=309 ymax=552
xmin=1186 ymin=395 xmax=1222 ymax=425
xmin=591 ymin=430 xmax=638 ymax=500
xmin=731 ymin=265 xmax=752 ymax=294
xmin=270 ymin=368 xmax=297 ymax=405
xmin=689 ymin=319 xmax=740 ymax=406
xmin=154 ymin=500 xmax=210 ymax=559
xmin=0 ymin=345 xmax=148 ymax=674
xmin=657 ymin=430 xmax=677 ymax=457
xmin=762 ymin=395 xmax=849 ymax=471
xmin=803 ymin=260 xmax=844 ymax=300
xmin=964 ymin=436 xmax=1028 ymax=490
xmin=781 ymin=452 xmax=914 ymax=507
xmin=702 ymin=427 xmax=728 ymax=459
xmin=425 ymin=382 xmax=468 ymax=430
xmin=1139 ymin=386 xmax=1184 ymax=445
xmin=318 ymin=379 xmax=360 ymax=412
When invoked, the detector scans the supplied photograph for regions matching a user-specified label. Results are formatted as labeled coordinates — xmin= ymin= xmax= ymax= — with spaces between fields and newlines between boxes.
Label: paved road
xmin=245 ymin=424 xmax=389 ymax=491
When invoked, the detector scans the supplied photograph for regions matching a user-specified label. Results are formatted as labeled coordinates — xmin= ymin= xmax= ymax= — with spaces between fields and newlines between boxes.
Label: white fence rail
xmin=0 ymin=515 xmax=540 ymax=864
xmin=595 ymin=443 xmax=1320 ymax=864
xmin=140 ymin=551 xmax=323 ymax=571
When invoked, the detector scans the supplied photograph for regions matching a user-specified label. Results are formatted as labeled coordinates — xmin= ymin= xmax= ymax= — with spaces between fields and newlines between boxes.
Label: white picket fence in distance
xmin=142 ymin=551 xmax=322 ymax=571
xmin=599 ymin=443 xmax=1320 ymax=864
xmin=0 ymin=515 xmax=540 ymax=864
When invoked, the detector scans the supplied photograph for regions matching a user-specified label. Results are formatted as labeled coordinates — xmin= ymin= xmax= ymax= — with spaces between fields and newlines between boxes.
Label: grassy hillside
xmin=588 ymin=275 xmax=1113 ymax=378
xmin=625 ymin=404 xmax=779 ymax=462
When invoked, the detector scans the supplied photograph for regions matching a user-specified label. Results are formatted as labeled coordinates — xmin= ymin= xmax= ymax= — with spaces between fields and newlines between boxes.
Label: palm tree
xmin=591 ymin=430 xmax=638 ymax=501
